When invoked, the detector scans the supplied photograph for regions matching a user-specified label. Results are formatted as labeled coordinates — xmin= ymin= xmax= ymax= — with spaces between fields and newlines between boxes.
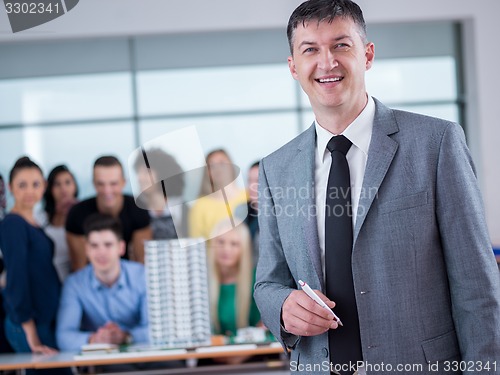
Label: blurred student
xmin=244 ymin=161 xmax=260 ymax=266
xmin=0 ymin=157 xmax=70 ymax=375
xmin=207 ymin=221 xmax=261 ymax=364
xmin=133 ymin=148 xmax=188 ymax=239
xmin=66 ymin=155 xmax=151 ymax=271
xmin=0 ymin=254 xmax=9 ymax=355
xmin=57 ymin=213 xmax=148 ymax=351
xmin=0 ymin=172 xmax=11 ymax=354
xmin=189 ymin=149 xmax=247 ymax=239
xmin=0 ymin=173 xmax=5 ymax=220
xmin=208 ymin=221 xmax=260 ymax=337
xmin=41 ymin=165 xmax=79 ymax=282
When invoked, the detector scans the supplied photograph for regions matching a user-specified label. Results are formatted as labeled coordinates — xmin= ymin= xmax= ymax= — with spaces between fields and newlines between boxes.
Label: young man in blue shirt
xmin=57 ymin=213 xmax=148 ymax=351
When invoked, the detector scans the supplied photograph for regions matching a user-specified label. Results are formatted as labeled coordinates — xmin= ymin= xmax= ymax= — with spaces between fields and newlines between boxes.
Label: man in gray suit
xmin=254 ymin=0 xmax=500 ymax=374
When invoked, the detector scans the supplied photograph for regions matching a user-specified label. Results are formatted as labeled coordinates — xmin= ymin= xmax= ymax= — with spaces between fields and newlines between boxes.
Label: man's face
xmin=288 ymin=18 xmax=374 ymax=115
xmin=85 ymin=229 xmax=124 ymax=274
xmin=93 ymin=166 xmax=125 ymax=210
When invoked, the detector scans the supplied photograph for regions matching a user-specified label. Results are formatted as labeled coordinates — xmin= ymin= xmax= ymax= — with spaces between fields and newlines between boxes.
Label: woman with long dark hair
xmin=42 ymin=165 xmax=78 ymax=281
xmin=0 ymin=157 xmax=71 ymax=374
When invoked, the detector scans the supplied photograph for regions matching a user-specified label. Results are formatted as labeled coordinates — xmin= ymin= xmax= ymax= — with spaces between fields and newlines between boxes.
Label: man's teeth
xmin=318 ymin=77 xmax=342 ymax=83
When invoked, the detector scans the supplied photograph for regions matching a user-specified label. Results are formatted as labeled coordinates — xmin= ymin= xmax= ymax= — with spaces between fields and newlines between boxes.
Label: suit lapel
xmin=353 ymin=99 xmax=399 ymax=243
xmin=294 ymin=125 xmax=324 ymax=288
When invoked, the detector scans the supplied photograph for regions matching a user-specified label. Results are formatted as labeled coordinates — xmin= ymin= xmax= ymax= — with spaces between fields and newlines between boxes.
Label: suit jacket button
xmin=322 ymin=347 xmax=329 ymax=357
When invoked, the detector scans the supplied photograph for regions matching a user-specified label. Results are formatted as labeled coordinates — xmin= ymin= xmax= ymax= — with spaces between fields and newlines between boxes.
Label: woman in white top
xmin=42 ymin=165 xmax=78 ymax=281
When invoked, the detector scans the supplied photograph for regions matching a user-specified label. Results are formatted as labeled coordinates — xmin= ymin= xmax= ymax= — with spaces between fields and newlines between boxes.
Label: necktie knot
xmin=327 ymin=135 xmax=352 ymax=156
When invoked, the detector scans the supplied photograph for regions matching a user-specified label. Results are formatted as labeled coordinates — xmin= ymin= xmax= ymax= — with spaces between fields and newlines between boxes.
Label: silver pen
xmin=298 ymin=280 xmax=343 ymax=326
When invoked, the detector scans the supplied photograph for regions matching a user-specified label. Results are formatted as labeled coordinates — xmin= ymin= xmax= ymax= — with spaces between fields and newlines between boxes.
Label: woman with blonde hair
xmin=207 ymin=220 xmax=260 ymax=337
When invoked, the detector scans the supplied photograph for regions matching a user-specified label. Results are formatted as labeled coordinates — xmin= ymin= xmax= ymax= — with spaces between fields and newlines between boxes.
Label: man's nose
xmin=318 ymin=49 xmax=338 ymax=71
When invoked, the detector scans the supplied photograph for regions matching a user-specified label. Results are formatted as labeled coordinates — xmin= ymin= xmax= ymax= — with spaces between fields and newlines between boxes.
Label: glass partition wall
xmin=0 ymin=22 xmax=463 ymax=205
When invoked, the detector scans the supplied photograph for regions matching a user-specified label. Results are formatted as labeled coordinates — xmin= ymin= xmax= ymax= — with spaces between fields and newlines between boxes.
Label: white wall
xmin=1 ymin=0 xmax=499 ymax=244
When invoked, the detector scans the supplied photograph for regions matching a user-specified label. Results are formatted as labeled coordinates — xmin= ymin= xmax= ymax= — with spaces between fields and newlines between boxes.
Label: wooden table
xmin=0 ymin=342 xmax=287 ymax=374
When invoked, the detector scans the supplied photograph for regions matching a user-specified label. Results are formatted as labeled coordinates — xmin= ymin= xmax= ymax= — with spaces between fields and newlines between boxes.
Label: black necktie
xmin=324 ymin=135 xmax=363 ymax=374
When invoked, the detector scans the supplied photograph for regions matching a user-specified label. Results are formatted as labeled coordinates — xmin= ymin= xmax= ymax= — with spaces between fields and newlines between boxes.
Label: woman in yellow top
xmin=189 ymin=149 xmax=247 ymax=239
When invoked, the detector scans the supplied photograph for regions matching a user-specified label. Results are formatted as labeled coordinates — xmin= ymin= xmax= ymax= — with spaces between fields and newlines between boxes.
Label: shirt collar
xmin=90 ymin=261 xmax=126 ymax=290
xmin=315 ymin=95 xmax=375 ymax=164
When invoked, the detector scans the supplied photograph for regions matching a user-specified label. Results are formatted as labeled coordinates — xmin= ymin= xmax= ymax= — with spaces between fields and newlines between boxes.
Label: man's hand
xmin=281 ymin=289 xmax=338 ymax=336
xmin=89 ymin=322 xmax=129 ymax=345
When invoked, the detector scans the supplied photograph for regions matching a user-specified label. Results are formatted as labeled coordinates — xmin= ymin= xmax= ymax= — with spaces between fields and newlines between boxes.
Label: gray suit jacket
xmin=254 ymin=99 xmax=500 ymax=374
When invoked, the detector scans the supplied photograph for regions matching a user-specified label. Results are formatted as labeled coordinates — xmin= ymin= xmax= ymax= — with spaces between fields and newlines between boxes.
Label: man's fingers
xmin=314 ymin=289 xmax=336 ymax=309
xmin=286 ymin=306 xmax=339 ymax=332
xmin=283 ymin=290 xmax=334 ymax=320
xmin=284 ymin=313 xmax=331 ymax=336
xmin=106 ymin=322 xmax=120 ymax=330
xmin=95 ymin=329 xmax=112 ymax=343
xmin=294 ymin=291 xmax=336 ymax=321
xmin=282 ymin=290 xmax=338 ymax=336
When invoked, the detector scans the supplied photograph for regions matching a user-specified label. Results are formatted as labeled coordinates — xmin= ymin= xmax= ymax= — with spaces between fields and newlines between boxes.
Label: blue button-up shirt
xmin=56 ymin=260 xmax=148 ymax=351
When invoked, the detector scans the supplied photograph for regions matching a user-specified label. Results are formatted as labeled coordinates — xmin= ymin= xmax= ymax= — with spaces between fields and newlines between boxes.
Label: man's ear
xmin=119 ymin=240 xmax=126 ymax=257
xmin=288 ymin=56 xmax=299 ymax=80
xmin=365 ymin=42 xmax=375 ymax=71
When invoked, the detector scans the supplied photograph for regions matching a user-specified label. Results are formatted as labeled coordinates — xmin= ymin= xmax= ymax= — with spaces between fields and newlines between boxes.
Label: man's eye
xmin=335 ymin=43 xmax=349 ymax=49
xmin=303 ymin=47 xmax=316 ymax=54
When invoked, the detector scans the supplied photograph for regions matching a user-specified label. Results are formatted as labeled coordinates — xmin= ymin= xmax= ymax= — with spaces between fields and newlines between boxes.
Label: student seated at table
xmin=56 ymin=213 xmax=148 ymax=351
xmin=207 ymin=221 xmax=261 ymax=364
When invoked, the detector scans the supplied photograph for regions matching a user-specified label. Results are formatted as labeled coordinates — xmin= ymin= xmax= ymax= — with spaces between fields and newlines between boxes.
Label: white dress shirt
xmin=315 ymin=95 xmax=375 ymax=277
